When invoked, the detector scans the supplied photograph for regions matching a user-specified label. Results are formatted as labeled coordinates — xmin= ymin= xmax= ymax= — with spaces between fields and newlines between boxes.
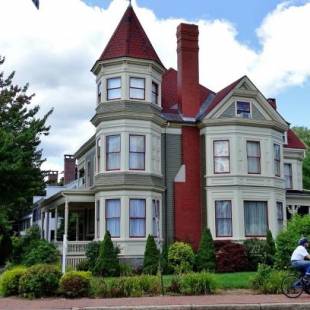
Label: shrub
xmin=195 ymin=228 xmax=216 ymax=272
xmin=265 ymin=230 xmax=276 ymax=266
xmin=168 ymin=242 xmax=194 ymax=274
xmin=215 ymin=241 xmax=249 ymax=272
xmin=90 ymin=277 xmax=108 ymax=298
xmin=0 ymin=266 xmax=26 ymax=297
xmin=19 ymin=264 xmax=61 ymax=298
xmin=94 ymin=231 xmax=120 ymax=277
xmin=251 ymin=264 xmax=288 ymax=294
xmin=0 ymin=233 xmax=12 ymax=266
xmin=120 ymin=263 xmax=134 ymax=276
xmin=59 ymin=271 xmax=91 ymax=298
xmin=275 ymin=215 xmax=310 ymax=269
xmin=160 ymin=244 xmax=173 ymax=275
xmin=22 ymin=240 xmax=59 ymax=266
xmin=85 ymin=241 xmax=101 ymax=272
xmin=244 ymin=239 xmax=267 ymax=271
xmin=76 ymin=259 xmax=90 ymax=271
xmin=143 ymin=235 xmax=159 ymax=275
xmin=169 ymin=272 xmax=217 ymax=295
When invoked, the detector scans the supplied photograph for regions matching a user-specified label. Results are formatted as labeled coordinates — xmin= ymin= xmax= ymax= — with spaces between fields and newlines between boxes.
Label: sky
xmin=0 ymin=0 xmax=309 ymax=174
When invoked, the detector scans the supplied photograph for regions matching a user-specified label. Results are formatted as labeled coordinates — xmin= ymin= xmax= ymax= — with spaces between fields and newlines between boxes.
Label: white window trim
xmin=235 ymin=100 xmax=252 ymax=119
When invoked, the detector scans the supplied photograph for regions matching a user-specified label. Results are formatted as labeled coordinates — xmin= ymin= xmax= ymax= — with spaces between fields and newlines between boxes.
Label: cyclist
xmin=291 ymin=238 xmax=310 ymax=280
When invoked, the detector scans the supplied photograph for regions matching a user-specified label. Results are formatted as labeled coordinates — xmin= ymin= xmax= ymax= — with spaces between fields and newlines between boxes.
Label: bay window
xmin=213 ymin=140 xmax=230 ymax=174
xmin=129 ymin=199 xmax=146 ymax=237
xmin=105 ymin=199 xmax=120 ymax=237
xmin=274 ymin=144 xmax=281 ymax=177
xmin=97 ymin=81 xmax=102 ymax=103
xmin=96 ymin=138 xmax=101 ymax=173
xmin=107 ymin=77 xmax=121 ymax=100
xmin=106 ymin=135 xmax=121 ymax=171
xmin=247 ymin=141 xmax=261 ymax=174
xmin=244 ymin=201 xmax=268 ymax=236
xmin=129 ymin=77 xmax=145 ymax=100
xmin=277 ymin=202 xmax=284 ymax=231
xmin=284 ymin=163 xmax=293 ymax=189
xmin=129 ymin=135 xmax=145 ymax=170
xmin=215 ymin=200 xmax=232 ymax=237
xmin=152 ymin=199 xmax=160 ymax=237
xmin=152 ymin=82 xmax=159 ymax=105
xmin=96 ymin=200 xmax=100 ymax=238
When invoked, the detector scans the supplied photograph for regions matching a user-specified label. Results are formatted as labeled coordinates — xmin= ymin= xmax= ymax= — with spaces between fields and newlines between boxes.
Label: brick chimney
xmin=267 ymin=98 xmax=277 ymax=110
xmin=44 ymin=170 xmax=58 ymax=185
xmin=177 ymin=23 xmax=200 ymax=117
xmin=64 ymin=155 xmax=76 ymax=185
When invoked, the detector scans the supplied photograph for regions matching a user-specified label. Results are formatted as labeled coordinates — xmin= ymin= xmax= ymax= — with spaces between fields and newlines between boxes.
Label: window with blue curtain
xmin=105 ymin=199 xmax=121 ymax=237
xmin=215 ymin=200 xmax=232 ymax=237
xmin=129 ymin=199 xmax=146 ymax=237
xmin=244 ymin=201 xmax=268 ymax=236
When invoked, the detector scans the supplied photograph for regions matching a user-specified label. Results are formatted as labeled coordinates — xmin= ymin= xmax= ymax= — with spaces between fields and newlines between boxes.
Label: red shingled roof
xmin=98 ymin=5 xmax=164 ymax=67
xmin=285 ymin=129 xmax=306 ymax=149
xmin=161 ymin=68 xmax=214 ymax=113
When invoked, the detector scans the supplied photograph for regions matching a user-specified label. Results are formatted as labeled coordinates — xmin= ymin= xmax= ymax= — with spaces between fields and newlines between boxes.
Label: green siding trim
xmin=220 ymin=103 xmax=235 ymax=118
xmin=162 ymin=133 xmax=182 ymax=245
xmin=94 ymin=173 xmax=164 ymax=192
xmin=252 ymin=104 xmax=266 ymax=120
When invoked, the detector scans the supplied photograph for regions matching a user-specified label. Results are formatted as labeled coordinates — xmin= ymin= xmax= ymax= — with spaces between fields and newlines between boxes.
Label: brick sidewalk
xmin=0 ymin=293 xmax=310 ymax=310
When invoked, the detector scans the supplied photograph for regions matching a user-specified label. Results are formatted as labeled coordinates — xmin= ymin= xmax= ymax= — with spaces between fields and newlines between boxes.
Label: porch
xmin=286 ymin=190 xmax=310 ymax=218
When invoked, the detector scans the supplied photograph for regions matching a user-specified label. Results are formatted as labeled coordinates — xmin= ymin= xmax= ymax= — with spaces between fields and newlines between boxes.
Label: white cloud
xmin=0 ymin=0 xmax=309 ymax=171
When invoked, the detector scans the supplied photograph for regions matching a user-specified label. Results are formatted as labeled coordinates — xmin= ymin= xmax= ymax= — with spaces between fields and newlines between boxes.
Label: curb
xmin=73 ymin=303 xmax=310 ymax=310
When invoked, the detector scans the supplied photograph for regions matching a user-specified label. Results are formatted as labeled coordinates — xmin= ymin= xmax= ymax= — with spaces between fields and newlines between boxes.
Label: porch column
xmin=40 ymin=210 xmax=44 ymax=239
xmin=76 ymin=213 xmax=79 ymax=241
xmin=64 ymin=200 xmax=69 ymax=237
xmin=54 ymin=207 xmax=58 ymax=242
xmin=45 ymin=211 xmax=50 ymax=241
xmin=62 ymin=198 xmax=69 ymax=274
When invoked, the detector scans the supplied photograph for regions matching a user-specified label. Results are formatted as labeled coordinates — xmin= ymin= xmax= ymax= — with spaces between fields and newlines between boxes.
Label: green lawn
xmin=163 ymin=272 xmax=256 ymax=290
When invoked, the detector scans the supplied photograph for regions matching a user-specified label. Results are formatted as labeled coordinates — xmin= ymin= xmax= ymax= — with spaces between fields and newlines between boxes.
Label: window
xmin=213 ymin=140 xmax=230 ymax=174
xmin=129 ymin=77 xmax=145 ymax=100
xmin=152 ymin=199 xmax=160 ymax=237
xmin=107 ymin=77 xmax=121 ymax=100
xmin=96 ymin=138 xmax=101 ymax=173
xmin=96 ymin=200 xmax=100 ymax=238
xmin=244 ymin=201 xmax=268 ymax=236
xmin=215 ymin=200 xmax=232 ymax=237
xmin=236 ymin=101 xmax=251 ymax=118
xmin=105 ymin=199 xmax=120 ymax=237
xmin=247 ymin=141 xmax=261 ymax=174
xmin=277 ymin=202 xmax=284 ymax=231
xmin=129 ymin=135 xmax=145 ymax=170
xmin=129 ymin=199 xmax=146 ymax=237
xmin=152 ymin=82 xmax=159 ymax=105
xmin=274 ymin=144 xmax=281 ymax=177
xmin=87 ymin=160 xmax=92 ymax=186
xmin=97 ymin=81 xmax=102 ymax=103
xmin=106 ymin=135 xmax=121 ymax=171
xmin=284 ymin=163 xmax=293 ymax=189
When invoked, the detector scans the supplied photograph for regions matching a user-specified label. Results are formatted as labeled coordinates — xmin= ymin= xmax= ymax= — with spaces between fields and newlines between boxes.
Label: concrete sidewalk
xmin=1 ymin=293 xmax=310 ymax=310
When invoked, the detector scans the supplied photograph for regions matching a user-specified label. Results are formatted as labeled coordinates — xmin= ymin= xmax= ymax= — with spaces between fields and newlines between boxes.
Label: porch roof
xmin=286 ymin=189 xmax=310 ymax=206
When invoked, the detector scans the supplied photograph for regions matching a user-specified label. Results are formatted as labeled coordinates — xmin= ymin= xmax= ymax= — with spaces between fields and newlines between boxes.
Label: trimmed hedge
xmin=19 ymin=264 xmax=61 ymax=298
xmin=59 ymin=271 xmax=91 ymax=298
xmin=168 ymin=242 xmax=194 ymax=274
xmin=0 ymin=266 xmax=26 ymax=296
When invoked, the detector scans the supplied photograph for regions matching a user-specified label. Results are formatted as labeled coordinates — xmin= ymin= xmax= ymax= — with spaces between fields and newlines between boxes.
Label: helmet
xmin=299 ymin=238 xmax=309 ymax=246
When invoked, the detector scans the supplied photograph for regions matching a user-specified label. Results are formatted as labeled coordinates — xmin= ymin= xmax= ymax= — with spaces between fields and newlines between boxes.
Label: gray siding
xmin=252 ymin=104 xmax=266 ymax=120
xmin=200 ymin=135 xmax=207 ymax=230
xmin=162 ymin=133 xmax=182 ymax=245
xmin=85 ymin=148 xmax=95 ymax=187
xmin=220 ymin=103 xmax=235 ymax=118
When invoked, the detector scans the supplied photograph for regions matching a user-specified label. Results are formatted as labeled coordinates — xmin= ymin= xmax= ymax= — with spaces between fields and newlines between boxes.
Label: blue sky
xmin=83 ymin=0 xmax=310 ymax=128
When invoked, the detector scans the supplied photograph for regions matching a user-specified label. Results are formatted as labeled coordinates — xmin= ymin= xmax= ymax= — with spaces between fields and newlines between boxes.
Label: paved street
xmin=1 ymin=293 xmax=310 ymax=310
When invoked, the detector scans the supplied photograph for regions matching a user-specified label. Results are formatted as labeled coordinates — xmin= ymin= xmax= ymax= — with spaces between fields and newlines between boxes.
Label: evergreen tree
xmin=94 ymin=231 xmax=120 ymax=277
xmin=195 ymin=228 xmax=216 ymax=272
xmin=264 ymin=229 xmax=276 ymax=266
xmin=0 ymin=56 xmax=52 ymax=223
xmin=143 ymin=234 xmax=159 ymax=275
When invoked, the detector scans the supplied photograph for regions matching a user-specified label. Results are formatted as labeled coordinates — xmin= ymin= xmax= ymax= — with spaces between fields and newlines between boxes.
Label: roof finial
xmin=128 ymin=0 xmax=132 ymax=7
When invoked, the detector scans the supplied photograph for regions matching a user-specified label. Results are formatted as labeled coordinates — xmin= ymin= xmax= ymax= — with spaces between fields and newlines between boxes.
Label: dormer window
xmin=97 ymin=81 xmax=102 ymax=103
xmin=107 ymin=77 xmax=121 ymax=100
xmin=236 ymin=101 xmax=251 ymax=118
xmin=152 ymin=82 xmax=158 ymax=105
xmin=130 ymin=77 xmax=145 ymax=100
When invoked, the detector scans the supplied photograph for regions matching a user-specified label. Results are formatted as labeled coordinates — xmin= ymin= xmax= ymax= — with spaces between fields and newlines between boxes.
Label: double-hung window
xmin=215 ymin=200 xmax=232 ymax=237
xmin=152 ymin=82 xmax=159 ymax=105
xmin=244 ymin=201 xmax=268 ymax=236
xmin=129 ymin=199 xmax=146 ymax=237
xmin=274 ymin=144 xmax=281 ymax=177
xmin=277 ymin=202 xmax=284 ymax=231
xmin=284 ymin=163 xmax=293 ymax=189
xmin=152 ymin=199 xmax=160 ymax=237
xmin=96 ymin=200 xmax=100 ymax=238
xmin=247 ymin=141 xmax=261 ymax=174
xmin=97 ymin=81 xmax=102 ymax=103
xmin=96 ymin=138 xmax=101 ymax=173
xmin=106 ymin=135 xmax=121 ymax=171
xmin=105 ymin=199 xmax=120 ymax=237
xmin=213 ymin=140 xmax=230 ymax=174
xmin=236 ymin=101 xmax=251 ymax=118
xmin=129 ymin=77 xmax=145 ymax=100
xmin=129 ymin=135 xmax=145 ymax=170
xmin=107 ymin=77 xmax=121 ymax=100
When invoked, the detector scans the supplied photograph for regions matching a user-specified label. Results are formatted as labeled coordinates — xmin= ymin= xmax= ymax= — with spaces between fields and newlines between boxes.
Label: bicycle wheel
xmin=282 ymin=274 xmax=303 ymax=298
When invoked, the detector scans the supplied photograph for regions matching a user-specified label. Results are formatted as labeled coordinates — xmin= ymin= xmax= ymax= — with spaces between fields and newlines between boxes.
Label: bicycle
xmin=282 ymin=271 xmax=310 ymax=298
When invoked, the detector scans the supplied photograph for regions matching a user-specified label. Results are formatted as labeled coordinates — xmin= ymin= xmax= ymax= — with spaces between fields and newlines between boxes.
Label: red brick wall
xmin=64 ymin=155 xmax=76 ymax=185
xmin=174 ymin=126 xmax=201 ymax=249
